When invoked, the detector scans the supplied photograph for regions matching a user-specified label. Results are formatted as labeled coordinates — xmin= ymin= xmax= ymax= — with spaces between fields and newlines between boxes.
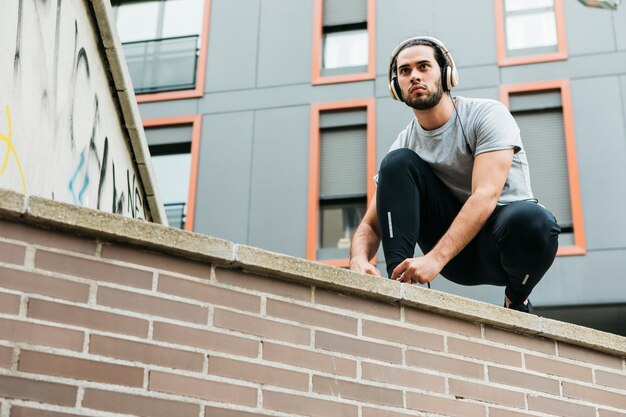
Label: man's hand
xmin=349 ymin=258 xmax=382 ymax=276
xmin=391 ymin=254 xmax=443 ymax=284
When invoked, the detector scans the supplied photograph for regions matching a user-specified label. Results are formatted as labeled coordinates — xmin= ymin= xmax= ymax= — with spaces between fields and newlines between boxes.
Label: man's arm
xmin=349 ymin=193 xmax=382 ymax=276
xmin=392 ymin=149 xmax=514 ymax=283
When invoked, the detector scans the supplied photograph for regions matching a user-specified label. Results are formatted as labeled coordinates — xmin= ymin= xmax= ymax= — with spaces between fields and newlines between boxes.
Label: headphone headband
xmin=387 ymin=36 xmax=459 ymax=100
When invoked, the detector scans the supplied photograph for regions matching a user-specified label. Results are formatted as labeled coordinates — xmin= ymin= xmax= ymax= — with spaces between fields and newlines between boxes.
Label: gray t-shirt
xmin=385 ymin=96 xmax=534 ymax=204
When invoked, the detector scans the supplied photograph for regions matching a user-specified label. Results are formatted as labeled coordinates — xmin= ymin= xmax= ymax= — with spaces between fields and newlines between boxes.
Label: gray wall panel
xmin=205 ymin=0 xmax=260 ymax=92
xmin=138 ymin=99 xmax=199 ymax=120
xmin=248 ymin=106 xmax=309 ymax=257
xmin=194 ymin=112 xmax=254 ymax=243
xmin=572 ymin=77 xmax=626 ymax=250
xmin=376 ymin=0 xmax=437 ymax=77
xmin=615 ymin=6 xmax=626 ymax=51
xmin=431 ymin=0 xmax=497 ymax=68
xmin=257 ymin=0 xmax=312 ymax=87
xmin=565 ymin=1 xmax=616 ymax=56
xmin=375 ymin=97 xmax=413 ymax=165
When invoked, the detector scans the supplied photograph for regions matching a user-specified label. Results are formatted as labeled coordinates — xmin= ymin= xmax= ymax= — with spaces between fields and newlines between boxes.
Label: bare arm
xmin=349 ymin=193 xmax=382 ymax=276
xmin=393 ymin=149 xmax=514 ymax=283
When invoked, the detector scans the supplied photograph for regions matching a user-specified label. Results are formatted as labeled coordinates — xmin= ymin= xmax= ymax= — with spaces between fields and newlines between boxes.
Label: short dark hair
xmin=391 ymin=39 xmax=448 ymax=77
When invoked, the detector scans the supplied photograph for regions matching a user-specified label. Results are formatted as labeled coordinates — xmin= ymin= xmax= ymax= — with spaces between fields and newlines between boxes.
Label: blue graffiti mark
xmin=68 ymin=151 xmax=90 ymax=204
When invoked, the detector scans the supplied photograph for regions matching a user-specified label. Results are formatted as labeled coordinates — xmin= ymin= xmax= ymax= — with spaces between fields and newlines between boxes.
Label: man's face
xmin=396 ymin=45 xmax=444 ymax=110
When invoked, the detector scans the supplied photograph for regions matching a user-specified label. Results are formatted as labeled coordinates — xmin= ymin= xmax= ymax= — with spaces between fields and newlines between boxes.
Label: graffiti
xmin=2 ymin=0 xmax=148 ymax=220
xmin=0 ymin=106 xmax=27 ymax=194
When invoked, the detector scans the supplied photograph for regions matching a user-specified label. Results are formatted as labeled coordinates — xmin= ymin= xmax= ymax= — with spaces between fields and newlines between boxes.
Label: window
xmin=501 ymin=80 xmax=585 ymax=256
xmin=112 ymin=0 xmax=211 ymax=102
xmin=312 ymin=0 xmax=376 ymax=84
xmin=143 ymin=115 xmax=202 ymax=231
xmin=307 ymin=99 xmax=376 ymax=266
xmin=494 ymin=0 xmax=567 ymax=66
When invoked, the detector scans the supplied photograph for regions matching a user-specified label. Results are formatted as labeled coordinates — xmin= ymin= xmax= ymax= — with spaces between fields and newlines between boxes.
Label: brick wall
xmin=0 ymin=190 xmax=625 ymax=417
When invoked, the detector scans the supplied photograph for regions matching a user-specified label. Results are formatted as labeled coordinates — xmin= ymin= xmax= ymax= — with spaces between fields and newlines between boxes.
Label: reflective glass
xmin=323 ymin=29 xmax=368 ymax=69
xmin=506 ymin=12 xmax=557 ymax=50
xmin=150 ymin=153 xmax=191 ymax=206
xmin=320 ymin=202 xmax=366 ymax=249
xmin=116 ymin=1 xmax=160 ymax=42
xmin=163 ymin=0 xmax=204 ymax=38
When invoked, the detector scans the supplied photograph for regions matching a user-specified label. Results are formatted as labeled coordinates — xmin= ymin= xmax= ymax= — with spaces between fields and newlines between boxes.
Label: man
xmin=349 ymin=36 xmax=560 ymax=313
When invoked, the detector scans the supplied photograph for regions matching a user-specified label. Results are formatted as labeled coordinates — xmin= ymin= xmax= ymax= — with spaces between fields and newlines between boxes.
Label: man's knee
xmin=379 ymin=149 xmax=425 ymax=178
xmin=496 ymin=201 xmax=560 ymax=253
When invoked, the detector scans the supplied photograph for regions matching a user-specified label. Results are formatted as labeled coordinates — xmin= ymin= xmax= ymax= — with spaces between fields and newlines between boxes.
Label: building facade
xmin=112 ymin=0 xmax=626 ymax=335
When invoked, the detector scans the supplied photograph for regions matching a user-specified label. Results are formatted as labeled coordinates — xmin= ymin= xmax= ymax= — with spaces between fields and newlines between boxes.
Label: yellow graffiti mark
xmin=0 ymin=106 xmax=27 ymax=194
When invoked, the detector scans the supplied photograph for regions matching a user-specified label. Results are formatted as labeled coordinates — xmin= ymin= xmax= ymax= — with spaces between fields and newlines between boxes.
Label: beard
xmin=402 ymin=82 xmax=444 ymax=110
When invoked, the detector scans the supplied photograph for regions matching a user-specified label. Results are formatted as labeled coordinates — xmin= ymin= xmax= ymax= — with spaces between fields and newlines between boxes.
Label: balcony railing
xmin=122 ymin=35 xmax=199 ymax=94
xmin=164 ymin=202 xmax=186 ymax=229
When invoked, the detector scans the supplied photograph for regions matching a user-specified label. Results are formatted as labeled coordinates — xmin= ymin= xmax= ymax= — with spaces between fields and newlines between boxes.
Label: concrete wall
xmin=0 ymin=0 xmax=149 ymax=220
xmin=0 ymin=189 xmax=625 ymax=417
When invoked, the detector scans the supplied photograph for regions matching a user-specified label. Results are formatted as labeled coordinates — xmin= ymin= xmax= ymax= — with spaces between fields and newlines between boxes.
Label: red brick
xmin=448 ymin=337 xmax=522 ymax=366
xmin=405 ymin=308 xmax=481 ymax=337
xmin=488 ymin=365 xmax=560 ymax=395
xmin=267 ymin=299 xmax=357 ymax=334
xmin=316 ymin=330 xmax=402 ymax=364
xmin=153 ymin=321 xmax=259 ymax=358
xmin=82 ymin=388 xmax=199 ymax=417
xmin=406 ymin=392 xmax=487 ymax=417
xmin=263 ymin=342 xmax=356 ymax=377
xmin=18 ymin=350 xmax=144 ymax=387
xmin=149 ymin=370 xmax=257 ymax=406
xmin=484 ymin=326 xmax=556 ymax=355
xmin=0 ymin=219 xmax=97 ymax=255
xmin=0 ymin=241 xmax=26 ymax=265
xmin=0 ymin=346 xmax=13 ymax=368
xmin=90 ymin=334 xmax=204 ymax=372
xmin=209 ymin=356 xmax=308 ymax=391
xmin=0 ymin=266 xmax=89 ymax=302
xmin=448 ymin=378 xmax=525 ymax=408
xmin=525 ymin=354 xmax=593 ymax=382
xmin=361 ymin=361 xmax=445 ymax=393
xmin=28 ymin=298 xmax=149 ymax=337
xmin=263 ymin=390 xmax=358 ymax=417
xmin=0 ymin=291 xmax=20 ymax=314
xmin=362 ymin=408 xmax=426 ymax=417
xmin=599 ymin=409 xmax=626 ymax=417
xmin=35 ymin=250 xmax=152 ymax=289
xmin=597 ymin=369 xmax=626 ymax=390
xmin=362 ymin=319 xmax=443 ymax=351
xmin=215 ymin=268 xmax=311 ymax=301
xmin=157 ymin=274 xmax=260 ymax=312
xmin=205 ymin=406 xmax=272 ymax=417
xmin=101 ymin=243 xmax=211 ymax=279
xmin=0 ymin=317 xmax=83 ymax=351
xmin=563 ymin=382 xmax=626 ymax=410
xmin=406 ymin=349 xmax=484 ymax=379
xmin=214 ymin=308 xmax=310 ymax=345
xmin=528 ymin=394 xmax=596 ymax=417
xmin=97 ymin=286 xmax=208 ymax=324
xmin=313 ymin=375 xmax=403 ymax=407
xmin=315 ymin=289 xmax=400 ymax=320
xmin=559 ymin=343 xmax=623 ymax=369
xmin=489 ymin=407 xmax=542 ymax=417
xmin=10 ymin=406 xmax=84 ymax=417
xmin=0 ymin=375 xmax=76 ymax=406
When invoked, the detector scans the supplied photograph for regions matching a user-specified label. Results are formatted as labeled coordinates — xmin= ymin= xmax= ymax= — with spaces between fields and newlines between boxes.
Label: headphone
xmin=388 ymin=36 xmax=459 ymax=101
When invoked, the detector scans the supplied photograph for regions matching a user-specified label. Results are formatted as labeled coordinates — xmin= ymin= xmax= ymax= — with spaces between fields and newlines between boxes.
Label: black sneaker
xmin=505 ymin=299 xmax=534 ymax=314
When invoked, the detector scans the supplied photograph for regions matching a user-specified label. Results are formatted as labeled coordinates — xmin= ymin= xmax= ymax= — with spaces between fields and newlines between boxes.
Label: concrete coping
xmin=1 ymin=188 xmax=625 ymax=358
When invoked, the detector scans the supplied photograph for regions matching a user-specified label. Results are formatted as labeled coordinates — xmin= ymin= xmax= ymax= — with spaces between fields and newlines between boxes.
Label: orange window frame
xmin=494 ymin=0 xmax=568 ymax=67
xmin=311 ymin=0 xmax=376 ymax=85
xmin=307 ymin=98 xmax=377 ymax=267
xmin=136 ymin=0 xmax=211 ymax=103
xmin=143 ymin=115 xmax=202 ymax=232
xmin=500 ymin=80 xmax=585 ymax=256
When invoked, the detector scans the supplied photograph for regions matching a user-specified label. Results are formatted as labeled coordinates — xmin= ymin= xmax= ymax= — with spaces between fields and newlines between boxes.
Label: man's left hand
xmin=391 ymin=255 xmax=443 ymax=284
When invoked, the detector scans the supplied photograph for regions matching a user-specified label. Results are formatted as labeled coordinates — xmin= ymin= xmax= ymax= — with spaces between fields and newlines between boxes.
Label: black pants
xmin=376 ymin=149 xmax=560 ymax=304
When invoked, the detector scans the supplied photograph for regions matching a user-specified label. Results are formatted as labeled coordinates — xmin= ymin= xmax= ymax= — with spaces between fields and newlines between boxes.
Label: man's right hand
xmin=349 ymin=258 xmax=382 ymax=276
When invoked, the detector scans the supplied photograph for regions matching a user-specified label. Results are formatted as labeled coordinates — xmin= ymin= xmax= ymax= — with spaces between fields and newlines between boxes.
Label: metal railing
xmin=122 ymin=35 xmax=199 ymax=94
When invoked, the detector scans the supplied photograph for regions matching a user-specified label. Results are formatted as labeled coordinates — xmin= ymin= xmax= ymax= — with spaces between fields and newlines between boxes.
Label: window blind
xmin=514 ymin=109 xmax=572 ymax=227
xmin=323 ymin=0 xmax=367 ymax=27
xmin=319 ymin=127 xmax=367 ymax=199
